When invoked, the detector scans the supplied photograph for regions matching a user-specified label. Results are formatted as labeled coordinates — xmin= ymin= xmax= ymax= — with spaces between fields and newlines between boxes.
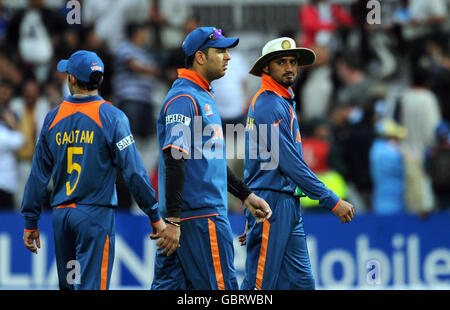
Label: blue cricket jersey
xmin=157 ymin=69 xmax=228 ymax=219
xmin=244 ymin=74 xmax=341 ymax=210
xmin=21 ymin=95 xmax=161 ymax=229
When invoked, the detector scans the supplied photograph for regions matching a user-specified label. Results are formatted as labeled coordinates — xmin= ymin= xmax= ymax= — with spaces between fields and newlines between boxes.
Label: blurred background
xmin=0 ymin=0 xmax=449 ymax=289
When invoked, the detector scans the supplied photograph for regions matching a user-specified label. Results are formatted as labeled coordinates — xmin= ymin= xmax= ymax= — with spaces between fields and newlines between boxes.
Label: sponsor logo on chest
xmin=204 ymin=104 xmax=214 ymax=116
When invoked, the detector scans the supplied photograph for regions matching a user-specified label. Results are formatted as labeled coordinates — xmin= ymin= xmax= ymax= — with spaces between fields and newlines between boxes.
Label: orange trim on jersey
xmin=49 ymin=100 xmax=105 ymax=130
xmin=163 ymin=94 xmax=198 ymax=116
xmin=255 ymin=220 xmax=270 ymax=290
xmin=289 ymin=106 xmax=294 ymax=135
xmin=162 ymin=144 xmax=189 ymax=155
xmin=252 ymin=74 xmax=294 ymax=111
xmin=180 ymin=213 xmax=219 ymax=221
xmin=177 ymin=68 xmax=214 ymax=98
xmin=260 ymin=74 xmax=293 ymax=99
xmin=208 ymin=219 xmax=225 ymax=290
xmin=295 ymin=129 xmax=302 ymax=143
xmin=55 ymin=203 xmax=76 ymax=209
xmin=100 ymin=235 xmax=110 ymax=290
xmin=273 ymin=118 xmax=283 ymax=126
xmin=331 ymin=198 xmax=342 ymax=212
xmin=24 ymin=229 xmax=39 ymax=232
xmin=251 ymin=88 xmax=265 ymax=111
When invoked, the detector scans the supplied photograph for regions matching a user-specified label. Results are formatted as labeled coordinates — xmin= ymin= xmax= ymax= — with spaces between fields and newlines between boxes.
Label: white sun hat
xmin=249 ymin=37 xmax=316 ymax=76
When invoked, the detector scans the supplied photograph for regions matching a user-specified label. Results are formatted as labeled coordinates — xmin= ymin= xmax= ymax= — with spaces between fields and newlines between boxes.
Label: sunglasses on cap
xmin=197 ymin=28 xmax=224 ymax=51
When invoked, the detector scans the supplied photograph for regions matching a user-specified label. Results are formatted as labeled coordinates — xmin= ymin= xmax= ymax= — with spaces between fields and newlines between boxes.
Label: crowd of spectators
xmin=295 ymin=0 xmax=450 ymax=217
xmin=0 ymin=0 xmax=449 ymax=217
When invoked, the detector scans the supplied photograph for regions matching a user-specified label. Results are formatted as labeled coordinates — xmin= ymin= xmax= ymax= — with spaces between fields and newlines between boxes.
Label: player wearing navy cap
xmin=150 ymin=27 xmax=272 ymax=290
xmin=21 ymin=50 xmax=177 ymax=290
xmin=240 ymin=38 xmax=355 ymax=290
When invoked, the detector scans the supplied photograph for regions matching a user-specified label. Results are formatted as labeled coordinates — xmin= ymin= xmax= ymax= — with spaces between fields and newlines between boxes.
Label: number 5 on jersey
xmin=66 ymin=146 xmax=83 ymax=196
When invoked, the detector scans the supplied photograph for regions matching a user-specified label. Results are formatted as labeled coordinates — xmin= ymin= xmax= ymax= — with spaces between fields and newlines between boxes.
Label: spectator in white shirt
xmin=0 ymin=80 xmax=24 ymax=210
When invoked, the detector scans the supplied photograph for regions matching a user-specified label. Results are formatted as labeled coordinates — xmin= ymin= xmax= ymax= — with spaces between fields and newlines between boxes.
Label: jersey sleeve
xmin=21 ymin=118 xmax=53 ymax=230
xmin=161 ymin=95 xmax=197 ymax=157
xmin=110 ymin=110 xmax=161 ymax=223
xmin=257 ymin=98 xmax=341 ymax=210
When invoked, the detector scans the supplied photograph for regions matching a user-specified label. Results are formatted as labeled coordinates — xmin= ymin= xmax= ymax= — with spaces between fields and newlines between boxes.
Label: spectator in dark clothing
xmin=429 ymin=44 xmax=450 ymax=122
xmin=53 ymin=27 xmax=81 ymax=63
xmin=163 ymin=15 xmax=200 ymax=85
xmin=401 ymin=0 xmax=448 ymax=71
xmin=113 ymin=22 xmax=160 ymax=139
xmin=340 ymin=112 xmax=375 ymax=211
xmin=350 ymin=0 xmax=377 ymax=66
xmin=426 ymin=121 xmax=450 ymax=210
xmin=329 ymin=95 xmax=379 ymax=211
xmin=147 ymin=0 xmax=169 ymax=51
xmin=335 ymin=51 xmax=386 ymax=110
xmin=5 ymin=0 xmax=67 ymax=82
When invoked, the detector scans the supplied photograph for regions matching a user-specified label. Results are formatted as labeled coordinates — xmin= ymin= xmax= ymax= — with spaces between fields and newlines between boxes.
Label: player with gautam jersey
xmin=21 ymin=50 xmax=176 ymax=290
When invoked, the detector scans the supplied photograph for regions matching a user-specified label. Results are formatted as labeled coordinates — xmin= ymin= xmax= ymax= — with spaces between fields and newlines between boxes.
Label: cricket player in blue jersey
xmin=150 ymin=27 xmax=272 ymax=290
xmin=240 ymin=37 xmax=355 ymax=290
xmin=21 ymin=50 xmax=178 ymax=290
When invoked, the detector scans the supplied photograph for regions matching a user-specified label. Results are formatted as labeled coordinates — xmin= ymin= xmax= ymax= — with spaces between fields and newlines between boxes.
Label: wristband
xmin=164 ymin=218 xmax=181 ymax=227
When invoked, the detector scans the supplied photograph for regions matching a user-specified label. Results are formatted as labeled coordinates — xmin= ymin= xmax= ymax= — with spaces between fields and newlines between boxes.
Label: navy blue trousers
xmin=151 ymin=214 xmax=238 ymax=290
xmin=52 ymin=204 xmax=115 ymax=290
xmin=240 ymin=190 xmax=315 ymax=290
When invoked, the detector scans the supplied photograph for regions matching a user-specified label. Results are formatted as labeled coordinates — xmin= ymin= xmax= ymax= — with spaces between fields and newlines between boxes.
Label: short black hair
xmin=184 ymin=48 xmax=209 ymax=69
xmin=411 ymin=64 xmax=429 ymax=87
xmin=75 ymin=71 xmax=103 ymax=91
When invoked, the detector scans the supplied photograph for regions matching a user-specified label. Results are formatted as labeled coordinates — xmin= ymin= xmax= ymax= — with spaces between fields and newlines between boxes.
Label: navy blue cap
xmin=182 ymin=27 xmax=239 ymax=57
xmin=57 ymin=50 xmax=104 ymax=82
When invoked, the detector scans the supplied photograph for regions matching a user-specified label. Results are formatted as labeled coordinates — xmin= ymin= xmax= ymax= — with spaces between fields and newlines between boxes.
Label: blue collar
xmin=66 ymin=95 xmax=104 ymax=103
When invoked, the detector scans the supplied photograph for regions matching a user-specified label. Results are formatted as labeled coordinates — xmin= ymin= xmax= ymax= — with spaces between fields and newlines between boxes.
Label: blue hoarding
xmin=0 ymin=211 xmax=449 ymax=289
